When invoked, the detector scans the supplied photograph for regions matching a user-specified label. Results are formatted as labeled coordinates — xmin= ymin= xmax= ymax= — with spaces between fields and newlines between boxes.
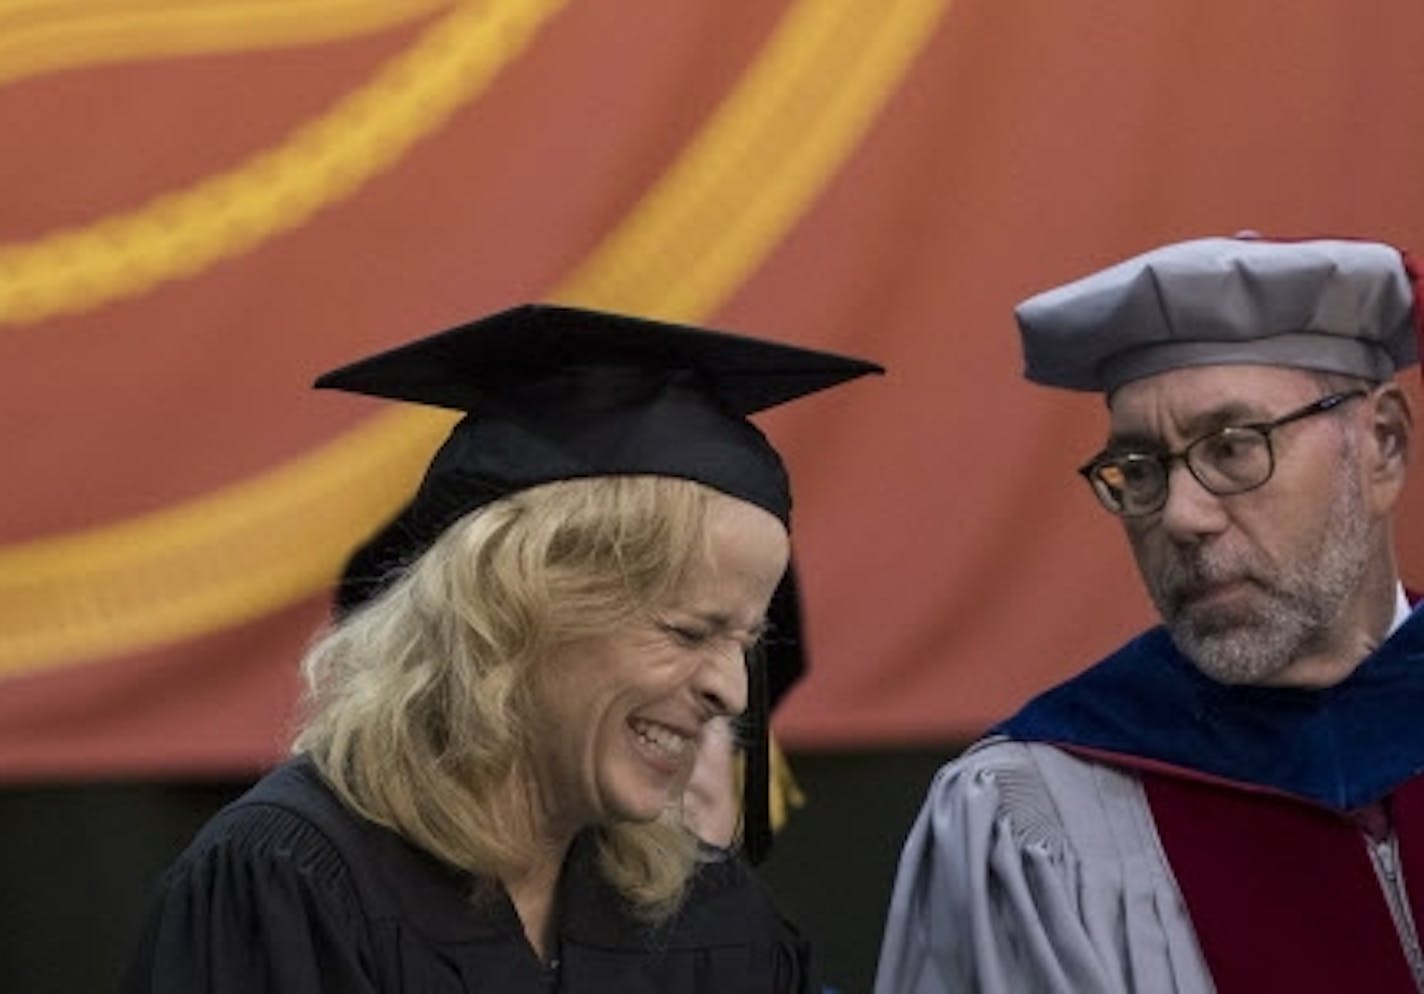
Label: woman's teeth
xmin=631 ymin=719 xmax=690 ymax=758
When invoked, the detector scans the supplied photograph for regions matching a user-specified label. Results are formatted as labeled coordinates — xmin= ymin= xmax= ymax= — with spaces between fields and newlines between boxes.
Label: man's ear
xmin=1364 ymin=383 xmax=1412 ymax=514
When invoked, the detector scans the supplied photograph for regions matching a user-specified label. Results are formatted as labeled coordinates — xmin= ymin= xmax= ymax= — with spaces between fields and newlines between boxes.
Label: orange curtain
xmin=2 ymin=0 xmax=1422 ymax=778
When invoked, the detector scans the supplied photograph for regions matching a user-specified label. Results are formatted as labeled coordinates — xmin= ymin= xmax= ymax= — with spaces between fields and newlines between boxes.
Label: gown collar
xmin=996 ymin=592 xmax=1424 ymax=810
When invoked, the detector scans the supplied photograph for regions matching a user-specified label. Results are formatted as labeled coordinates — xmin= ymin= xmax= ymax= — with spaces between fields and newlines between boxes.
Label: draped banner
xmin=3 ymin=0 xmax=1422 ymax=779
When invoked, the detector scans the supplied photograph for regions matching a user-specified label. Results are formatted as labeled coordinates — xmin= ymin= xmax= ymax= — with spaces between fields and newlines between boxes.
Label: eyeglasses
xmin=1078 ymin=390 xmax=1367 ymax=517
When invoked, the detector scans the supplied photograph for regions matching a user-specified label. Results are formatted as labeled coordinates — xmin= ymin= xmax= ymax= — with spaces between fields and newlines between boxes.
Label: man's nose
xmin=1158 ymin=461 xmax=1231 ymax=544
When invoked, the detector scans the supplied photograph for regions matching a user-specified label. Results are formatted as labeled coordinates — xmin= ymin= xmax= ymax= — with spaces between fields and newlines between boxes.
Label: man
xmin=876 ymin=235 xmax=1424 ymax=993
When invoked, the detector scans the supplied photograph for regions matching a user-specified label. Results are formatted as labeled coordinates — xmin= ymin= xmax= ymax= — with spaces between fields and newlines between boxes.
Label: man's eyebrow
xmin=1181 ymin=401 xmax=1267 ymax=435
xmin=1101 ymin=429 xmax=1163 ymax=454
xmin=1105 ymin=401 xmax=1268 ymax=451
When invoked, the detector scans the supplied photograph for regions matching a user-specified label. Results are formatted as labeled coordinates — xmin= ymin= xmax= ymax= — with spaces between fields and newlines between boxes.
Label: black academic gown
xmin=123 ymin=757 xmax=814 ymax=993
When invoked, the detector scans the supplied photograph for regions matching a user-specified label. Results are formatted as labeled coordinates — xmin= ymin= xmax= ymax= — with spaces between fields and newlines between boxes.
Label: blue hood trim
xmin=995 ymin=606 xmax=1424 ymax=810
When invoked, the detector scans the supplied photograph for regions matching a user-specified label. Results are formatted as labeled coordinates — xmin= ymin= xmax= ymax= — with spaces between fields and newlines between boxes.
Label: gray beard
xmin=1149 ymin=464 xmax=1372 ymax=685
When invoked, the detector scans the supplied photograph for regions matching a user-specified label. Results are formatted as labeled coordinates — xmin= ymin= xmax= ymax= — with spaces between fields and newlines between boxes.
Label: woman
xmin=123 ymin=303 xmax=879 ymax=992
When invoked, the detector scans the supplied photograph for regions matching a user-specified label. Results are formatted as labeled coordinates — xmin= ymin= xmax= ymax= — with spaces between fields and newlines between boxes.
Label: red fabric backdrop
xmin=2 ymin=0 xmax=1422 ymax=778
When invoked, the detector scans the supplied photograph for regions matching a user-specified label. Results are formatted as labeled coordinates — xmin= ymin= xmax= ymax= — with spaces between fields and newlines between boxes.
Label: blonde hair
xmin=295 ymin=476 xmax=720 ymax=921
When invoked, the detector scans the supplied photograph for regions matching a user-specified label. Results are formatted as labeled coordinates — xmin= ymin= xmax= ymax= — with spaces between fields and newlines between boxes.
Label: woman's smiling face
xmin=526 ymin=492 xmax=789 ymax=839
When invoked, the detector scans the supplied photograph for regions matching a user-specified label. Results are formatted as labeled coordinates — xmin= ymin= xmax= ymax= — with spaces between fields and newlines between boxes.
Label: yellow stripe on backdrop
xmin=0 ymin=0 xmax=951 ymax=678
xmin=0 ymin=409 xmax=457 ymax=676
xmin=0 ymin=0 xmax=453 ymax=87
xmin=0 ymin=0 xmax=567 ymax=325
xmin=554 ymin=0 xmax=949 ymax=324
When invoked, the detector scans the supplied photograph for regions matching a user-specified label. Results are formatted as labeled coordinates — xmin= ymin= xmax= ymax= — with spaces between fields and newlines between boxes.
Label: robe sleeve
xmin=771 ymin=909 xmax=817 ymax=994
xmin=122 ymin=803 xmax=377 ymax=994
xmin=874 ymin=740 xmax=1214 ymax=994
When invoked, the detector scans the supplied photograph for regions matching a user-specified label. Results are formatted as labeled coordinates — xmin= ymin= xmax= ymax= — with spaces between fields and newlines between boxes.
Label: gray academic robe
xmin=874 ymin=739 xmax=1214 ymax=993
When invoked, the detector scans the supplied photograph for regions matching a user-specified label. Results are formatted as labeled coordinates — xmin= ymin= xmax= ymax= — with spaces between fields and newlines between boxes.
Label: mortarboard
xmin=1016 ymin=235 xmax=1423 ymax=394
xmin=316 ymin=302 xmax=881 ymax=862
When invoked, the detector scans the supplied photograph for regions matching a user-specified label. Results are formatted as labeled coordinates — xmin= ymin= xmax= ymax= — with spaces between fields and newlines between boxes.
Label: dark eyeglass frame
xmin=1078 ymin=389 xmax=1368 ymax=517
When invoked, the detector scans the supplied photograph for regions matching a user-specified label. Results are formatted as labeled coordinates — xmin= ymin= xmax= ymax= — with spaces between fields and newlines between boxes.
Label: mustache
xmin=1154 ymin=552 xmax=1262 ymax=612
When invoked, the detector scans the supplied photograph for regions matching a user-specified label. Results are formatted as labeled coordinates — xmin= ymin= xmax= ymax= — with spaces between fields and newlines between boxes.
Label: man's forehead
xmin=1106 ymin=363 xmax=1322 ymax=430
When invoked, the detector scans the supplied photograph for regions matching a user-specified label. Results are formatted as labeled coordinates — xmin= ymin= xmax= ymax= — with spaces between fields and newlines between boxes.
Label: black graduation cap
xmin=316 ymin=302 xmax=881 ymax=862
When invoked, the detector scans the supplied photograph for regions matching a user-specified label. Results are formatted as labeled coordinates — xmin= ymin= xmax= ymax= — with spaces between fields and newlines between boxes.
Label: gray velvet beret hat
xmin=1016 ymin=236 xmax=1422 ymax=393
